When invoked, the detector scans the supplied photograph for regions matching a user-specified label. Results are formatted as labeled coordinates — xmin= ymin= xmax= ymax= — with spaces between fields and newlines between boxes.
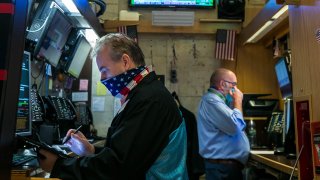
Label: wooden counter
xmin=249 ymin=151 xmax=298 ymax=178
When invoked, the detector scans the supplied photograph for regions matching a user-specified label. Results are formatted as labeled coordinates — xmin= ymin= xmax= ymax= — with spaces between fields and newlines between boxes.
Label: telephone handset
xmin=267 ymin=112 xmax=284 ymax=134
xmin=43 ymin=96 xmax=77 ymax=122
xmin=30 ymin=88 xmax=45 ymax=122
xmin=74 ymin=102 xmax=93 ymax=126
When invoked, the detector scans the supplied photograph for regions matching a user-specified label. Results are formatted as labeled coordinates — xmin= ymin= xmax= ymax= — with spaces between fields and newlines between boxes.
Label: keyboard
xmin=12 ymin=154 xmax=37 ymax=166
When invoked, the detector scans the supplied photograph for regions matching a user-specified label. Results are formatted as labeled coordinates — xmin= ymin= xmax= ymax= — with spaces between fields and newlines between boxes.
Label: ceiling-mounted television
xmin=64 ymin=34 xmax=92 ymax=78
xmin=29 ymin=5 xmax=73 ymax=67
xmin=129 ymin=0 xmax=215 ymax=8
xmin=274 ymin=56 xmax=292 ymax=99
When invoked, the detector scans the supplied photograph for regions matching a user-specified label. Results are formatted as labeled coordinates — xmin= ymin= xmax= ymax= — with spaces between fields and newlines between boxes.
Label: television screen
xmin=129 ymin=0 xmax=215 ymax=8
xmin=16 ymin=51 xmax=32 ymax=136
xmin=34 ymin=7 xmax=73 ymax=67
xmin=275 ymin=57 xmax=292 ymax=99
xmin=65 ymin=35 xmax=92 ymax=78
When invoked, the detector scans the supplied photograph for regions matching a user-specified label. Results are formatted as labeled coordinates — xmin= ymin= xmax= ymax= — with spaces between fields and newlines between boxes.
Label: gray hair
xmin=90 ymin=33 xmax=145 ymax=66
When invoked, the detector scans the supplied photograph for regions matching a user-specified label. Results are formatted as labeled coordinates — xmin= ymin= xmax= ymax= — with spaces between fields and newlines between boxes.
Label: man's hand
xmin=65 ymin=129 xmax=95 ymax=156
xmin=38 ymin=149 xmax=58 ymax=173
xmin=230 ymin=86 xmax=243 ymax=112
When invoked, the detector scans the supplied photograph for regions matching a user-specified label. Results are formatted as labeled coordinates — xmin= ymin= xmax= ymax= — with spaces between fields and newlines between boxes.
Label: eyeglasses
xmin=223 ymin=80 xmax=237 ymax=86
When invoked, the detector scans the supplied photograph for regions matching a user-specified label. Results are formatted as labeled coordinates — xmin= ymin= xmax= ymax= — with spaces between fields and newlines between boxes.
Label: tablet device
xmin=17 ymin=135 xmax=71 ymax=158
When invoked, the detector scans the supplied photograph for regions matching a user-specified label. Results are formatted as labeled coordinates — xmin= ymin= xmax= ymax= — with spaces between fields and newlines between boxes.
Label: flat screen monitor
xmin=16 ymin=51 xmax=32 ymax=136
xmin=33 ymin=7 xmax=73 ymax=67
xmin=284 ymin=99 xmax=293 ymax=136
xmin=65 ymin=35 xmax=92 ymax=78
xmin=283 ymin=99 xmax=296 ymax=154
xmin=274 ymin=57 xmax=292 ymax=99
xmin=26 ymin=0 xmax=54 ymax=43
xmin=129 ymin=0 xmax=215 ymax=8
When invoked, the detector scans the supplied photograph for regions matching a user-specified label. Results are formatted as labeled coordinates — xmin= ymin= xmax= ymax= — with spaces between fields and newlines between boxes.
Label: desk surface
xmin=11 ymin=139 xmax=106 ymax=180
xmin=250 ymin=152 xmax=298 ymax=177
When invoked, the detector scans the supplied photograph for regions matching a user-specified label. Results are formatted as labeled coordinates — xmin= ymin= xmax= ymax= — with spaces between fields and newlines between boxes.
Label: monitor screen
xmin=129 ymin=0 xmax=215 ymax=8
xmin=274 ymin=57 xmax=292 ymax=99
xmin=65 ymin=35 xmax=92 ymax=78
xmin=284 ymin=99 xmax=293 ymax=135
xmin=26 ymin=0 xmax=54 ymax=43
xmin=16 ymin=51 xmax=32 ymax=136
xmin=283 ymin=99 xmax=296 ymax=156
xmin=34 ymin=7 xmax=72 ymax=67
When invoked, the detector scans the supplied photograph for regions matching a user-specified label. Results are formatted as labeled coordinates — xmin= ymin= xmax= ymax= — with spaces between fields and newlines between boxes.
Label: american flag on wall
xmin=117 ymin=25 xmax=138 ymax=43
xmin=215 ymin=29 xmax=237 ymax=61
xmin=316 ymin=28 xmax=320 ymax=44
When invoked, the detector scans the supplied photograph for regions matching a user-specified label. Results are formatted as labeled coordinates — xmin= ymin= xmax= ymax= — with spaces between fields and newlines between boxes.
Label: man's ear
xmin=122 ymin=54 xmax=132 ymax=70
xmin=220 ymin=80 xmax=226 ymax=88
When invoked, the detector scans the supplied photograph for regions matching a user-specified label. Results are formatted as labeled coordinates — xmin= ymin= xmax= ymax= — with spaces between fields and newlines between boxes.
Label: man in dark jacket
xmin=38 ymin=33 xmax=188 ymax=179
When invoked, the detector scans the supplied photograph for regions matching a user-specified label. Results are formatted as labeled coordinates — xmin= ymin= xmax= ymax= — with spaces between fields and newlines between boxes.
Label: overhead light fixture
xmin=272 ymin=5 xmax=288 ymax=20
xmin=83 ymin=29 xmax=99 ymax=47
xmin=61 ymin=0 xmax=80 ymax=13
xmin=246 ymin=21 xmax=273 ymax=43
xmin=245 ymin=5 xmax=288 ymax=44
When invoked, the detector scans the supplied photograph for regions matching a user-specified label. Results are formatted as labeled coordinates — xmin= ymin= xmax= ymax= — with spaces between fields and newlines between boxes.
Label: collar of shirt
xmin=208 ymin=88 xmax=226 ymax=103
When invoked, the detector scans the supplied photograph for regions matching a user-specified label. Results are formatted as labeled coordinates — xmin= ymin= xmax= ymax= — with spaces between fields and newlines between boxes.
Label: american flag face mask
xmin=100 ymin=65 xmax=151 ymax=98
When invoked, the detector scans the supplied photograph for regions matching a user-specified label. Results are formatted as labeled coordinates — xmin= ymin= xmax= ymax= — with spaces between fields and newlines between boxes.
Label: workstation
xmin=1 ymin=0 xmax=320 ymax=179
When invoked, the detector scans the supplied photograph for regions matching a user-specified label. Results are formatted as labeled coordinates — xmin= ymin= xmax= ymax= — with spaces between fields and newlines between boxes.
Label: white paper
xmin=92 ymin=96 xmax=105 ymax=112
xmin=72 ymin=92 xmax=88 ymax=102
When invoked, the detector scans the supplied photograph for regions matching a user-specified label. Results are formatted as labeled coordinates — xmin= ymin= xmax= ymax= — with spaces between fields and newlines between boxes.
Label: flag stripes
xmin=117 ymin=25 xmax=138 ymax=43
xmin=215 ymin=29 xmax=237 ymax=61
xmin=316 ymin=28 xmax=320 ymax=44
xmin=117 ymin=26 xmax=127 ymax=35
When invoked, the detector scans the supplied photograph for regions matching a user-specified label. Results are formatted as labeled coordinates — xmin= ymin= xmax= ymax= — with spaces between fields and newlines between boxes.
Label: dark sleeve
xmin=50 ymin=96 xmax=181 ymax=180
xmin=180 ymin=107 xmax=204 ymax=175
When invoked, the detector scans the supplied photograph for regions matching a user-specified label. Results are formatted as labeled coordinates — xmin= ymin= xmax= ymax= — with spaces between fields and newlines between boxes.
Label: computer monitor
xmin=26 ymin=0 xmax=54 ymax=43
xmin=15 ymin=51 xmax=32 ymax=136
xmin=283 ymin=99 xmax=296 ymax=157
xmin=31 ymin=5 xmax=72 ymax=67
xmin=274 ymin=57 xmax=293 ymax=99
xmin=65 ymin=35 xmax=91 ymax=78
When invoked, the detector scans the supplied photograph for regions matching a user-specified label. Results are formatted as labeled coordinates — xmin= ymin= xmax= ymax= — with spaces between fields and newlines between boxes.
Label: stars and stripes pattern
xmin=101 ymin=66 xmax=153 ymax=98
xmin=215 ymin=29 xmax=237 ymax=61
xmin=119 ymin=66 xmax=152 ymax=97
xmin=316 ymin=28 xmax=320 ymax=44
xmin=117 ymin=25 xmax=138 ymax=43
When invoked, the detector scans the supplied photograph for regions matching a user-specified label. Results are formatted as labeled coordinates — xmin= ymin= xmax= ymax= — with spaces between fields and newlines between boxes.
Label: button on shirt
xmin=197 ymin=88 xmax=250 ymax=165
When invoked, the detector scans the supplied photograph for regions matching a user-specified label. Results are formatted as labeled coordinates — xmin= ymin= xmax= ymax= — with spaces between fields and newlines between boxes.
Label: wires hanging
xmin=89 ymin=0 xmax=106 ymax=17
xmin=170 ymin=43 xmax=178 ymax=83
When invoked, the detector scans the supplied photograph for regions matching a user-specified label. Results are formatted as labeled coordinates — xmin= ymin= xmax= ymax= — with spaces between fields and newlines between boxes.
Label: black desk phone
xmin=43 ymin=95 xmax=77 ymax=122
xmin=30 ymin=88 xmax=45 ymax=122
xmin=30 ymin=89 xmax=77 ymax=122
